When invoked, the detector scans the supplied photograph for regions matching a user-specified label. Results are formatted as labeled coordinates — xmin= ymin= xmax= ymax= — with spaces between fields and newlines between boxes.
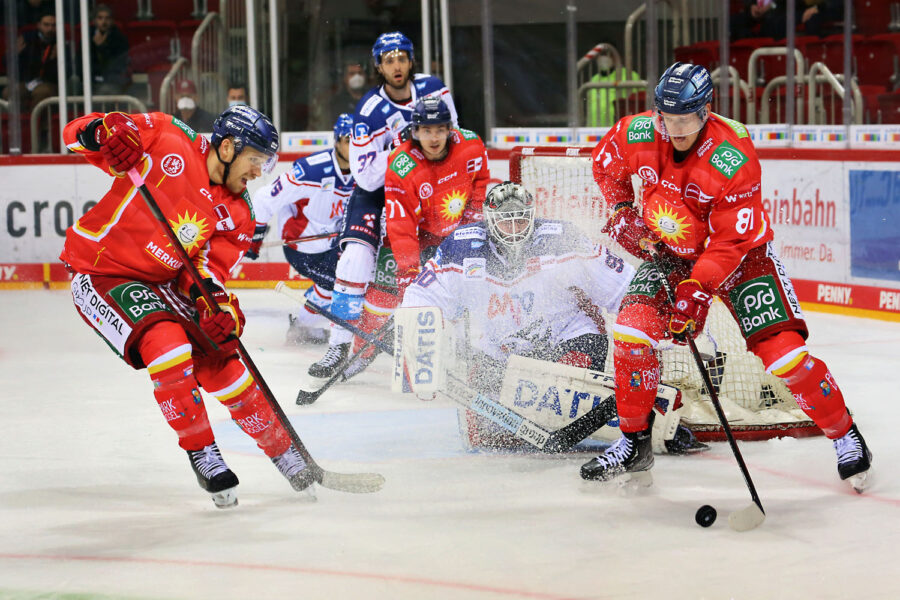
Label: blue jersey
xmin=349 ymin=74 xmax=458 ymax=192
xmin=251 ymin=148 xmax=355 ymax=254
xmin=402 ymin=219 xmax=635 ymax=360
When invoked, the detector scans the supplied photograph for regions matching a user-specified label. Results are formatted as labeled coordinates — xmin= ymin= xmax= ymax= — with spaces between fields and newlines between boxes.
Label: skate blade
xmin=849 ymin=470 xmax=870 ymax=494
xmin=211 ymin=486 xmax=239 ymax=509
xmin=294 ymin=483 xmax=318 ymax=502
xmin=615 ymin=471 xmax=653 ymax=496
xmin=728 ymin=503 xmax=765 ymax=532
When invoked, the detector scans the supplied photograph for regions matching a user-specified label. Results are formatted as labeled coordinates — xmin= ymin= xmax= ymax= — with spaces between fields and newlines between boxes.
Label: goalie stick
xmin=439 ymin=372 xmax=618 ymax=453
xmin=649 ymin=245 xmax=765 ymax=532
xmin=128 ymin=169 xmax=384 ymax=494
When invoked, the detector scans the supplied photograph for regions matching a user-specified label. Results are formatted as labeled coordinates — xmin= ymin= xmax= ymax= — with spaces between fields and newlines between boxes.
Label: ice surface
xmin=1 ymin=289 xmax=899 ymax=599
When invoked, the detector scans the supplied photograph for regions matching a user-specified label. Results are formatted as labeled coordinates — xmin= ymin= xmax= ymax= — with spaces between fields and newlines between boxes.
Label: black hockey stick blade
xmin=543 ymin=395 xmax=617 ymax=452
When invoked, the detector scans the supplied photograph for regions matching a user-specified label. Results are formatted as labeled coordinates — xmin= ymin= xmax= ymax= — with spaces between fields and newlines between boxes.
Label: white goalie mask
xmin=484 ymin=182 xmax=536 ymax=261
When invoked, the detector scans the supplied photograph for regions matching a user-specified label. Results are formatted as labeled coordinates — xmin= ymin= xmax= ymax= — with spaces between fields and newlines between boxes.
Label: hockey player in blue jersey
xmin=308 ymin=31 xmax=459 ymax=378
xmin=246 ymin=114 xmax=355 ymax=343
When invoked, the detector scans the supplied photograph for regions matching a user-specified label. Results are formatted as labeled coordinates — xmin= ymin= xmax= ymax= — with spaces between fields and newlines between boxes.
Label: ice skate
xmin=581 ymin=423 xmax=654 ymax=488
xmin=272 ymin=445 xmax=317 ymax=499
xmin=187 ymin=442 xmax=239 ymax=508
xmin=833 ymin=423 xmax=872 ymax=493
xmin=286 ymin=314 xmax=328 ymax=345
xmin=664 ymin=424 xmax=709 ymax=455
xmin=307 ymin=343 xmax=350 ymax=379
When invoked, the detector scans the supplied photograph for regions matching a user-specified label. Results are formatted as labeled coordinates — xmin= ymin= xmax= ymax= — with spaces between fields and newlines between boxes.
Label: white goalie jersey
xmin=401 ymin=219 xmax=636 ymax=361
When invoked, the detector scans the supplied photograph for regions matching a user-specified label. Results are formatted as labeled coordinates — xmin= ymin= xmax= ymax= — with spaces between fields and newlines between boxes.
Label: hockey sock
xmin=139 ymin=321 xmax=214 ymax=451
xmin=353 ymin=285 xmax=399 ymax=354
xmin=198 ymin=357 xmax=292 ymax=458
xmin=755 ymin=331 xmax=853 ymax=438
xmin=612 ymin=340 xmax=661 ymax=433
xmin=291 ymin=283 xmax=331 ymax=328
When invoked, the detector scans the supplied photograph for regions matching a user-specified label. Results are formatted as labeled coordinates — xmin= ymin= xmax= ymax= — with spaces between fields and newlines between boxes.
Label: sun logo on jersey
xmin=647 ymin=205 xmax=690 ymax=244
xmin=440 ymin=190 xmax=467 ymax=221
xmin=168 ymin=211 xmax=212 ymax=252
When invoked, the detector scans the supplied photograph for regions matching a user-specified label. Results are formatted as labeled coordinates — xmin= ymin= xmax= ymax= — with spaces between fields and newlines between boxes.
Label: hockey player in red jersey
xmin=60 ymin=106 xmax=316 ymax=507
xmin=305 ymin=96 xmax=488 ymax=384
xmin=582 ymin=62 xmax=872 ymax=492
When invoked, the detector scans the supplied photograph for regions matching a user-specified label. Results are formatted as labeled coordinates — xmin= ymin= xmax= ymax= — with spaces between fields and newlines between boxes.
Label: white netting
xmin=512 ymin=147 xmax=818 ymax=440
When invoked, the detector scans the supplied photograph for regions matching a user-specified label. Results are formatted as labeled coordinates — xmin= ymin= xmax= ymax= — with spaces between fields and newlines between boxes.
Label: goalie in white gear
xmin=400 ymin=182 xmax=705 ymax=452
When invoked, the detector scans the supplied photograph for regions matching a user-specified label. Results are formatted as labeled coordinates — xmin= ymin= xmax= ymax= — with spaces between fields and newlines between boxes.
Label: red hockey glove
xmin=195 ymin=288 xmax=245 ymax=346
xmin=245 ymin=224 xmax=268 ymax=260
xmin=668 ymin=279 xmax=713 ymax=342
xmin=600 ymin=204 xmax=659 ymax=262
xmin=96 ymin=112 xmax=143 ymax=175
xmin=396 ymin=266 xmax=420 ymax=297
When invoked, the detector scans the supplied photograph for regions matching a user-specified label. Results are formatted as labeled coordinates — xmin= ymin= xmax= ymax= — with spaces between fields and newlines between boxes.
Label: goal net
xmin=510 ymin=146 xmax=820 ymax=441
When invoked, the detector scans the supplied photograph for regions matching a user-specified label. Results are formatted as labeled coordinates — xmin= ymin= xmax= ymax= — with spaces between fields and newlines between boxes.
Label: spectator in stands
xmin=585 ymin=48 xmax=641 ymax=127
xmin=174 ymin=79 xmax=216 ymax=132
xmin=731 ymin=0 xmax=787 ymax=40
xmin=329 ymin=57 xmax=369 ymax=121
xmin=2 ymin=10 xmax=59 ymax=110
xmin=226 ymin=82 xmax=247 ymax=107
xmin=799 ymin=0 xmax=843 ymax=37
xmin=15 ymin=0 xmax=54 ymax=26
xmin=89 ymin=4 xmax=130 ymax=96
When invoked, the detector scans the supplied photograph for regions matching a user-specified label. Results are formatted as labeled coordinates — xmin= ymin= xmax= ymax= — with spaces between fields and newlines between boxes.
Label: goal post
xmin=509 ymin=145 xmax=821 ymax=441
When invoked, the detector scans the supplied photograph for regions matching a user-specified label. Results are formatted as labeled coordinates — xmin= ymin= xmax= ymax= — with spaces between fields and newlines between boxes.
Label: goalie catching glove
xmin=192 ymin=281 xmax=246 ymax=348
xmin=96 ymin=112 xmax=144 ymax=175
xmin=668 ymin=279 xmax=713 ymax=342
xmin=600 ymin=203 xmax=659 ymax=262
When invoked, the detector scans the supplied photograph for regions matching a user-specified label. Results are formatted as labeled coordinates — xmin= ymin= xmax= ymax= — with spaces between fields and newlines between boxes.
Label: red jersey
xmin=384 ymin=128 xmax=489 ymax=273
xmin=60 ymin=112 xmax=254 ymax=291
xmin=591 ymin=111 xmax=773 ymax=291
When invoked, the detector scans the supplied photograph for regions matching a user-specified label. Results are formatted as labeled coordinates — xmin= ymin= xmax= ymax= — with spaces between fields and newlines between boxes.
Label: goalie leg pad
xmin=392 ymin=306 xmax=444 ymax=397
xmin=140 ymin=321 xmax=214 ymax=451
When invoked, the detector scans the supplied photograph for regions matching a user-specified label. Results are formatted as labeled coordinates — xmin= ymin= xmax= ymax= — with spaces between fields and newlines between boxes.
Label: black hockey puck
xmin=695 ymin=505 xmax=717 ymax=527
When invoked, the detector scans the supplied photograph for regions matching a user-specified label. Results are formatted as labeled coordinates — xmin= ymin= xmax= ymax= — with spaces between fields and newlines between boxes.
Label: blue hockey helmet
xmin=211 ymin=105 xmax=279 ymax=171
xmin=654 ymin=62 xmax=713 ymax=115
xmin=333 ymin=113 xmax=353 ymax=140
xmin=410 ymin=96 xmax=452 ymax=128
xmin=372 ymin=31 xmax=414 ymax=65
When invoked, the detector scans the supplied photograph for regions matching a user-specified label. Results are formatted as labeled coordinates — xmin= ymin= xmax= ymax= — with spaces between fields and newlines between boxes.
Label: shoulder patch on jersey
xmin=389 ymin=151 xmax=417 ymax=179
xmin=321 ymin=176 xmax=335 ymax=191
xmin=462 ymin=257 xmax=487 ymax=280
xmin=292 ymin=160 xmax=305 ymax=180
xmin=535 ymin=222 xmax=563 ymax=236
xmin=171 ymin=117 xmax=198 ymax=141
xmin=307 ymin=151 xmax=332 ymax=165
xmin=353 ymin=122 xmax=370 ymax=142
xmin=708 ymin=140 xmax=748 ymax=179
xmin=458 ymin=128 xmax=479 ymax=141
xmin=626 ymin=115 xmax=655 ymax=144
xmin=241 ymin=190 xmax=255 ymax=220
xmin=716 ymin=113 xmax=750 ymax=139
xmin=453 ymin=226 xmax=486 ymax=241
xmin=359 ymin=95 xmax=382 ymax=117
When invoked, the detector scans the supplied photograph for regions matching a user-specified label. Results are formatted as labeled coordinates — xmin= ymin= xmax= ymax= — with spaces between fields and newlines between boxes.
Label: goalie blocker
xmin=393 ymin=307 xmax=704 ymax=453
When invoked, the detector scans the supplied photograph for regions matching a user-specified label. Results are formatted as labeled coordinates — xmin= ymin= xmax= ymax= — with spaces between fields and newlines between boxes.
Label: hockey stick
xmin=275 ymin=281 xmax=394 ymax=355
xmin=127 ymin=169 xmax=384 ymax=494
xmin=441 ymin=372 xmax=618 ymax=453
xmin=262 ymin=231 xmax=339 ymax=249
xmin=648 ymin=246 xmax=765 ymax=531
xmin=296 ymin=317 xmax=395 ymax=405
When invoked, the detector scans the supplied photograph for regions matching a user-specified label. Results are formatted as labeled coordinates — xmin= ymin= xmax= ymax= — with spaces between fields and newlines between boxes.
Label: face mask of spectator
xmin=177 ymin=96 xmax=196 ymax=110
xmin=348 ymin=73 xmax=366 ymax=90
xmin=598 ymin=56 xmax=613 ymax=72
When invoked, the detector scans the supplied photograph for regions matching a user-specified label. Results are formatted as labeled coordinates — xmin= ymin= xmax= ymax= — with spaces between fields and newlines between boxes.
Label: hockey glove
xmin=668 ymin=279 xmax=713 ymax=342
xmin=194 ymin=286 xmax=246 ymax=346
xmin=96 ymin=112 xmax=143 ymax=175
xmin=600 ymin=203 xmax=659 ymax=262
xmin=245 ymin=224 xmax=268 ymax=260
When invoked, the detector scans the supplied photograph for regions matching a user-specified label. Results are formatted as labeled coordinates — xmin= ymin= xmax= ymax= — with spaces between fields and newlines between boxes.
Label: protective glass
xmin=246 ymin=152 xmax=279 ymax=174
xmin=653 ymin=108 xmax=708 ymax=138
